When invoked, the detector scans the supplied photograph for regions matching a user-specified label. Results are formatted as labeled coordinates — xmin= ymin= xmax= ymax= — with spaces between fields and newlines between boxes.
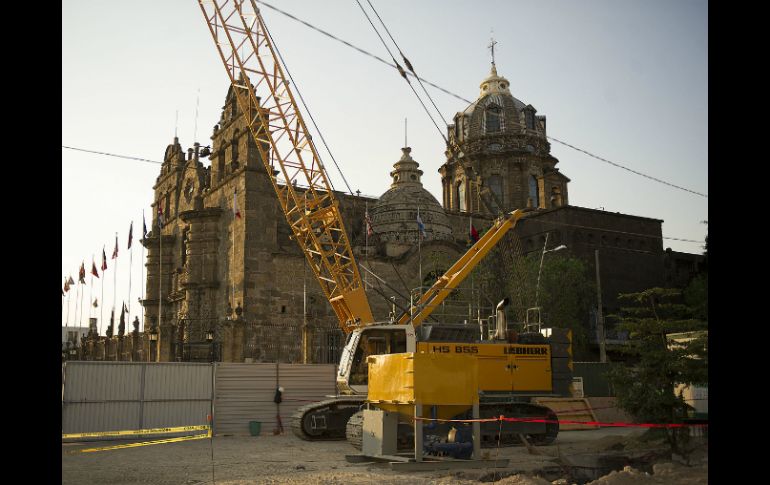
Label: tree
xmin=606 ymin=287 xmax=707 ymax=454
xmin=471 ymin=237 xmax=595 ymax=357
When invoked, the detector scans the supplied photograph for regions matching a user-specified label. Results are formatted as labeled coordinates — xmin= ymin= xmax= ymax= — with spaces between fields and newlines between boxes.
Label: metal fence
xmin=62 ymin=361 xmax=213 ymax=438
xmin=213 ymin=363 xmax=336 ymax=435
xmin=62 ymin=361 xmax=337 ymax=438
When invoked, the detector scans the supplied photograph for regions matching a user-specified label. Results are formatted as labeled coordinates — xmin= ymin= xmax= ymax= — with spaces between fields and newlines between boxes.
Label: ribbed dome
xmin=371 ymin=147 xmax=453 ymax=243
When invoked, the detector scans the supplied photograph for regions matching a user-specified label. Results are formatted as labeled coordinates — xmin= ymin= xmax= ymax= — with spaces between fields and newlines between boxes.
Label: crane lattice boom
xmin=198 ymin=0 xmax=373 ymax=332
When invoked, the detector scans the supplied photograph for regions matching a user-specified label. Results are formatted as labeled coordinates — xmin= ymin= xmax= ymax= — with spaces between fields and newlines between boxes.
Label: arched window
xmin=231 ymin=131 xmax=239 ymax=163
xmin=485 ymin=106 xmax=502 ymax=133
xmin=528 ymin=175 xmax=539 ymax=208
xmin=525 ymin=110 xmax=535 ymax=129
xmin=457 ymin=179 xmax=467 ymax=212
xmin=488 ymin=175 xmax=503 ymax=210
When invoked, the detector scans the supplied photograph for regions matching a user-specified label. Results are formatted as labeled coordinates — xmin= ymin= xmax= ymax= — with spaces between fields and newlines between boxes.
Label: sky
xmin=62 ymin=0 xmax=708 ymax=329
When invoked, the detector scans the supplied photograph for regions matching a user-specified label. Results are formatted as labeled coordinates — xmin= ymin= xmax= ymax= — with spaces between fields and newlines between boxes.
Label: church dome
xmin=451 ymin=64 xmax=545 ymax=147
xmin=371 ymin=147 xmax=453 ymax=243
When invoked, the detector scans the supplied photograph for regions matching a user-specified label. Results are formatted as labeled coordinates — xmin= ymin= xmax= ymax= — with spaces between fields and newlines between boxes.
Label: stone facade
xmin=76 ymin=64 xmax=701 ymax=363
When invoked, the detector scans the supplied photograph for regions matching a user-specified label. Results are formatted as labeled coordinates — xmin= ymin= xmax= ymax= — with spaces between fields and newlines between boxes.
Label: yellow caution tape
xmin=67 ymin=432 xmax=211 ymax=454
xmin=62 ymin=425 xmax=210 ymax=440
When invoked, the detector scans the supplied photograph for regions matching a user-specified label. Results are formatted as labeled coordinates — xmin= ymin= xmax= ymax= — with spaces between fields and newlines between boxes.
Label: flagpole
xmin=128 ymin=226 xmax=133 ymax=327
xmin=79 ymin=275 xmax=85 ymax=328
xmin=89 ymin=255 xmax=95 ymax=324
xmin=74 ymin=281 xmax=80 ymax=331
xmin=101 ymin=247 xmax=105 ymax=336
xmin=364 ymin=201 xmax=369 ymax=290
xmin=469 ymin=214 xmax=474 ymax=323
xmin=113 ymin=232 xmax=118 ymax=335
xmin=159 ymin=218 xmax=163 ymax=334
xmin=417 ymin=206 xmax=422 ymax=290
xmin=141 ymin=211 xmax=146 ymax=333
xmin=231 ymin=190 xmax=236 ymax=311
xmin=65 ymin=283 xmax=71 ymax=330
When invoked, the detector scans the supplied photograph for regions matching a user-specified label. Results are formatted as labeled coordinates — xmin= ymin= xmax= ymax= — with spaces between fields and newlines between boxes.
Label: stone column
xmin=157 ymin=324 xmax=175 ymax=362
xmin=142 ymin=233 xmax=176 ymax=336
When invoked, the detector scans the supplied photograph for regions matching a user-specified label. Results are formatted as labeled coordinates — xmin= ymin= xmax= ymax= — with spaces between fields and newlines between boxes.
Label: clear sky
xmin=62 ymin=0 xmax=708 ymax=329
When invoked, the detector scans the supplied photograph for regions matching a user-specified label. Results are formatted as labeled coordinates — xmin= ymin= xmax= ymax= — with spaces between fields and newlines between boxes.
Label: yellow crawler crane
xmin=197 ymin=0 xmax=572 ymax=447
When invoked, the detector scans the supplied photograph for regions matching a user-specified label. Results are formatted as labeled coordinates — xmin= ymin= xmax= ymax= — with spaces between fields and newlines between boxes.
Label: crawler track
xmin=291 ymin=397 xmax=366 ymax=441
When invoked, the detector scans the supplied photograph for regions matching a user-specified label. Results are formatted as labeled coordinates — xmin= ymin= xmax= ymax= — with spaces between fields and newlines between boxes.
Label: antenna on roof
xmin=404 ymin=117 xmax=408 ymax=147
xmin=174 ymin=110 xmax=179 ymax=138
xmin=194 ymin=88 xmax=200 ymax=142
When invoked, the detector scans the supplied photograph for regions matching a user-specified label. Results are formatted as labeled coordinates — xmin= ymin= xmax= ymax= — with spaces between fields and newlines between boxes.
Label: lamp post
xmin=206 ymin=328 xmax=214 ymax=363
xmin=595 ymin=250 xmax=607 ymax=363
xmin=148 ymin=327 xmax=158 ymax=362
xmin=535 ymin=232 xmax=567 ymax=309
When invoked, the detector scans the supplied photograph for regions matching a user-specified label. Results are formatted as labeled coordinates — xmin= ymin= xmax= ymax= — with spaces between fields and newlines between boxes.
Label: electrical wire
xmin=254 ymin=0 xmax=707 ymax=199
xmin=260 ymin=16 xmax=354 ymax=196
xmin=60 ymin=145 xmax=704 ymax=244
xmin=254 ymin=0 xmax=471 ymax=105
xmin=354 ymin=0 xmax=448 ymax=143
xmin=62 ymin=146 xmax=162 ymax=165
xmin=364 ymin=0 xmax=450 ymax=127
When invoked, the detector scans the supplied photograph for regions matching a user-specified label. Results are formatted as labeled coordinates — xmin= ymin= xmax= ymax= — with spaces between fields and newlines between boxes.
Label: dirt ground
xmin=62 ymin=427 xmax=707 ymax=484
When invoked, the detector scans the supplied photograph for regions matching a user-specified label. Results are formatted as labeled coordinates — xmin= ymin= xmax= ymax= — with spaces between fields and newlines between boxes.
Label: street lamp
xmin=148 ymin=327 xmax=158 ymax=362
xmin=535 ymin=233 xmax=567 ymax=309
xmin=206 ymin=329 xmax=214 ymax=362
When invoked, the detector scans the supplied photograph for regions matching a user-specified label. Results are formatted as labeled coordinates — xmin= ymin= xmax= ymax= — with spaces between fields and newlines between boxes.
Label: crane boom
xmin=397 ymin=209 xmax=526 ymax=327
xmin=198 ymin=0 xmax=373 ymax=332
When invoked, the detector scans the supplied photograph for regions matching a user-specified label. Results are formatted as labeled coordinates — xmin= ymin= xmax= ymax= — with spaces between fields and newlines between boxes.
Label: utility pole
xmin=594 ymin=250 xmax=606 ymax=363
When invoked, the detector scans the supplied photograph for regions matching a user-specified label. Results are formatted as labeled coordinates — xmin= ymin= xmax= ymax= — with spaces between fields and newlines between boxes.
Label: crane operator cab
xmin=338 ymin=324 xmax=416 ymax=394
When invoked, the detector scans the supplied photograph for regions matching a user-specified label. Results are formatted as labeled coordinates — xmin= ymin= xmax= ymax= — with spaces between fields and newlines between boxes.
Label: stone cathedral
xmin=78 ymin=63 xmax=701 ymax=363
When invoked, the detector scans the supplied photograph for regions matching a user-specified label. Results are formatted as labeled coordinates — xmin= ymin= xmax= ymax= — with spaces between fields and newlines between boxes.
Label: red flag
xmin=365 ymin=210 xmax=374 ymax=237
xmin=112 ymin=234 xmax=119 ymax=259
xmin=63 ymin=277 xmax=71 ymax=293
xmin=91 ymin=260 xmax=100 ymax=278
xmin=470 ymin=224 xmax=480 ymax=243
xmin=101 ymin=247 xmax=108 ymax=272
xmin=79 ymin=262 xmax=86 ymax=283
xmin=128 ymin=221 xmax=133 ymax=250
xmin=233 ymin=191 xmax=242 ymax=219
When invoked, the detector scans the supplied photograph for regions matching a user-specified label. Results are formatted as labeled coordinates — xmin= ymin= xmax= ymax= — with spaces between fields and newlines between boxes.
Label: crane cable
xmin=354 ymin=0 xmax=449 ymax=144
xmin=257 ymin=0 xmax=706 ymax=199
xmin=363 ymin=0 xmax=450 ymax=128
xmin=261 ymin=12 xmax=355 ymax=197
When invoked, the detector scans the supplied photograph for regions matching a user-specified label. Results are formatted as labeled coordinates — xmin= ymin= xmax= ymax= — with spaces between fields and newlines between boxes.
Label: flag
xmin=101 ymin=247 xmax=108 ymax=272
xmin=68 ymin=276 xmax=75 ymax=286
xmin=112 ymin=234 xmax=119 ymax=259
xmin=233 ymin=191 xmax=242 ymax=219
xmin=79 ymin=262 xmax=86 ymax=283
xmin=365 ymin=210 xmax=374 ymax=237
xmin=142 ymin=211 xmax=147 ymax=238
xmin=91 ymin=260 xmax=100 ymax=278
xmin=128 ymin=221 xmax=133 ymax=249
xmin=64 ymin=277 xmax=71 ymax=293
xmin=416 ymin=212 xmax=427 ymax=238
xmin=93 ymin=298 xmax=98 ymax=308
xmin=470 ymin=224 xmax=480 ymax=243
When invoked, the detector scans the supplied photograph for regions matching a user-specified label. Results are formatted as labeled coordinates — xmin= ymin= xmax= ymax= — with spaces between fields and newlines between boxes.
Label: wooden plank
xmin=533 ymin=397 xmax=599 ymax=430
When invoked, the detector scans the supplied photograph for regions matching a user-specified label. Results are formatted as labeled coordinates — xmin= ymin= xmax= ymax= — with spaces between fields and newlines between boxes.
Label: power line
xmin=254 ymin=0 xmax=707 ymax=199
xmin=518 ymin=217 xmax=705 ymax=244
xmin=62 ymin=146 xmax=162 ymax=165
xmin=354 ymin=0 xmax=448 ymax=143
